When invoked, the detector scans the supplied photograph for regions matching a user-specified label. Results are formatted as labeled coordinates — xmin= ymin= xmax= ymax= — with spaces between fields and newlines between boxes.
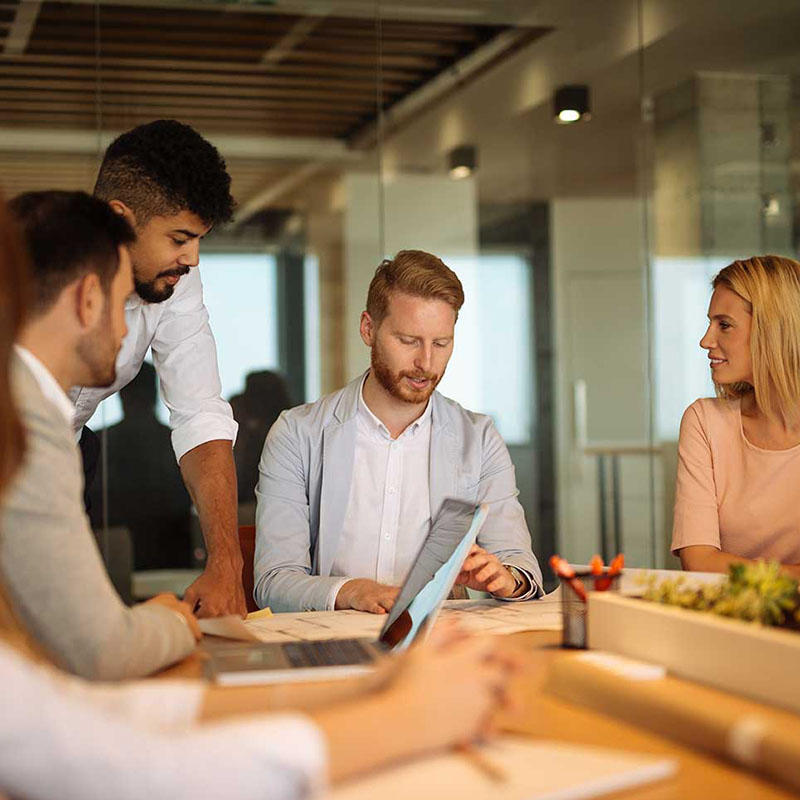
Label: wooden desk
xmin=161 ymin=631 xmax=799 ymax=799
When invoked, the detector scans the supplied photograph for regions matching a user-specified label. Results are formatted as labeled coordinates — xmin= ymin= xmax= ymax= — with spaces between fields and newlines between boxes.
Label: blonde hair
xmin=366 ymin=249 xmax=464 ymax=326
xmin=712 ymin=255 xmax=800 ymax=428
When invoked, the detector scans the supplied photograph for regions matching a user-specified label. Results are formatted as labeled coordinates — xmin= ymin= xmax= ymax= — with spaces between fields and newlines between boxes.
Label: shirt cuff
xmin=325 ymin=578 xmax=351 ymax=611
xmin=171 ymin=411 xmax=238 ymax=462
xmin=65 ymin=680 xmax=206 ymax=732
xmin=214 ymin=713 xmax=328 ymax=798
xmin=494 ymin=565 xmax=540 ymax=602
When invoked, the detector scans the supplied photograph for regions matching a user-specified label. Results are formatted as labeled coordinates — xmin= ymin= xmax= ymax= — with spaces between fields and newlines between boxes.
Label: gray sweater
xmin=0 ymin=355 xmax=195 ymax=679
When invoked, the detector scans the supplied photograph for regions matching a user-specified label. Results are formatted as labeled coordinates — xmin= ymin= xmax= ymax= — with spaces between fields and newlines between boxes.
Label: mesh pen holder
xmin=560 ymin=571 xmax=621 ymax=649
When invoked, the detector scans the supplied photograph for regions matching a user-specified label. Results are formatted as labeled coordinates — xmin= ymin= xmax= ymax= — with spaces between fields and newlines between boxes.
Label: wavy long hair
xmin=0 ymin=193 xmax=45 ymax=658
xmin=712 ymin=255 xmax=800 ymax=428
xmin=0 ymin=195 xmax=28 ymax=491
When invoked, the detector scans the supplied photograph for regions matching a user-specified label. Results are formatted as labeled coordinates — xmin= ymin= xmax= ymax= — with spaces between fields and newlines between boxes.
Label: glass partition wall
xmin=2 ymin=0 xmax=798 ymax=597
xmin=374 ymin=0 xmax=652 ymax=575
xmin=642 ymin=0 xmax=800 ymax=568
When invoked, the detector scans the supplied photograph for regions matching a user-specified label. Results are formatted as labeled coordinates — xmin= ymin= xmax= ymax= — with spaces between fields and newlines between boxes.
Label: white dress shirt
xmin=69 ymin=267 xmax=237 ymax=462
xmin=329 ymin=378 xmax=433 ymax=606
xmin=326 ymin=377 xmax=538 ymax=607
xmin=0 ymin=640 xmax=327 ymax=800
xmin=14 ymin=346 xmax=73 ymax=426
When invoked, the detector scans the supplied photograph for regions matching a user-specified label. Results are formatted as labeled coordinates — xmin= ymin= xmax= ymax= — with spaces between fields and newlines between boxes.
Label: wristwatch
xmin=505 ymin=565 xmax=528 ymax=597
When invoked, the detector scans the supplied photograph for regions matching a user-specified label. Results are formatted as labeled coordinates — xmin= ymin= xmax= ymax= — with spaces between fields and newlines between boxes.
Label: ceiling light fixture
xmin=554 ymin=85 xmax=591 ymax=124
xmin=448 ymin=145 xmax=477 ymax=179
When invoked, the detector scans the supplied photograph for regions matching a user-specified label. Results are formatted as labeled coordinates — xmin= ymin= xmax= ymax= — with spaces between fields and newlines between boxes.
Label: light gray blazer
xmin=254 ymin=373 xmax=543 ymax=612
xmin=0 ymin=355 xmax=195 ymax=679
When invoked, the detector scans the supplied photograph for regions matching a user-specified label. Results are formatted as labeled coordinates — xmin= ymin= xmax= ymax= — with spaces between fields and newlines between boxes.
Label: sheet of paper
xmin=332 ymin=736 xmax=676 ymax=800
xmin=247 ymin=609 xmax=385 ymax=643
xmin=439 ymin=589 xmax=563 ymax=634
xmin=244 ymin=590 xmax=563 ymax=643
xmin=198 ymin=615 xmax=263 ymax=642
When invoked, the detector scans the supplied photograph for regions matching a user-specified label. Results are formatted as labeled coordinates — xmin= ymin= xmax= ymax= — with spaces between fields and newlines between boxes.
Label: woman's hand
xmin=311 ymin=626 xmax=522 ymax=783
xmin=380 ymin=626 xmax=521 ymax=750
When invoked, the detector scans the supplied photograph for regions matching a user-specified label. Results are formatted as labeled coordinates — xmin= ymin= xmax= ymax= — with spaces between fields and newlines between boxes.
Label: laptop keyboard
xmin=283 ymin=639 xmax=374 ymax=668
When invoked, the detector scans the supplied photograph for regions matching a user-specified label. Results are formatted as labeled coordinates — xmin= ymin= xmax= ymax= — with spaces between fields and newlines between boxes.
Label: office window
xmin=652 ymin=257 xmax=724 ymax=440
xmin=87 ymin=254 xmax=279 ymax=430
xmin=304 ymin=254 xmax=322 ymax=403
xmin=438 ymin=254 xmax=533 ymax=445
xmin=199 ymin=253 xmax=279 ymax=401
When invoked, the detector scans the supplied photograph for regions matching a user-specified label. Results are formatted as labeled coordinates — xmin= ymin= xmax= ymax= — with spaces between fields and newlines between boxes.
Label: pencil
xmin=457 ymin=743 xmax=506 ymax=783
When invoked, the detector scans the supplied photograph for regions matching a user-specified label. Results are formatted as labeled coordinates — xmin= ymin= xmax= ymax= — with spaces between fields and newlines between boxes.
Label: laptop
xmin=207 ymin=498 xmax=489 ymax=685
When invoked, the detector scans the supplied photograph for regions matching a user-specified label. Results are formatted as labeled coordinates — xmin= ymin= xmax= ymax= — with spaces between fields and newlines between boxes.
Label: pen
xmin=549 ymin=556 xmax=588 ymax=602
xmin=457 ymin=743 xmax=506 ymax=783
xmin=607 ymin=553 xmax=625 ymax=576
xmin=595 ymin=553 xmax=625 ymax=591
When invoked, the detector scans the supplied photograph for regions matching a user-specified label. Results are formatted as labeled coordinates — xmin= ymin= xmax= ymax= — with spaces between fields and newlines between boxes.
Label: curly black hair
xmin=94 ymin=120 xmax=235 ymax=227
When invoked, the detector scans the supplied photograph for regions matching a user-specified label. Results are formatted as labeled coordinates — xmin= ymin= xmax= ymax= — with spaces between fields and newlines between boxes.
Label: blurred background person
xmin=230 ymin=369 xmax=292 ymax=518
xmin=89 ymin=362 xmax=192 ymax=571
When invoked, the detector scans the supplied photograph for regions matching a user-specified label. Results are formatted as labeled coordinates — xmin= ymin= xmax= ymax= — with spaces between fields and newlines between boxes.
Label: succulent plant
xmin=642 ymin=562 xmax=800 ymax=628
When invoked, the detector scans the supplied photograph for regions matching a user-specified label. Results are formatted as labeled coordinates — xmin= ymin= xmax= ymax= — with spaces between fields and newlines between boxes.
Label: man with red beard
xmin=253 ymin=250 xmax=542 ymax=614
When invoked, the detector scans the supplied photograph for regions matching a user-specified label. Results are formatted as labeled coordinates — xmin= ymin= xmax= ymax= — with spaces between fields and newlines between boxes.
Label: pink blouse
xmin=672 ymin=397 xmax=800 ymax=563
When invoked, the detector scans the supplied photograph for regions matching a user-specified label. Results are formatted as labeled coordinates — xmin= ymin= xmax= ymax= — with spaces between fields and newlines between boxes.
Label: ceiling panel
xmin=0 ymin=1 xmax=531 ymax=140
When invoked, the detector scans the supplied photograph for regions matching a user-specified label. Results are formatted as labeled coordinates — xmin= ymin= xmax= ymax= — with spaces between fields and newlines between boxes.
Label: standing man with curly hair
xmin=73 ymin=119 xmax=246 ymax=617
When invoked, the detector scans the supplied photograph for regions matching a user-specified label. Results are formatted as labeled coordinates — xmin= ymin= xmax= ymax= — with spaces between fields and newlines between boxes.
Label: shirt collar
xmin=15 ymin=345 xmax=75 ymax=426
xmin=125 ymin=292 xmax=142 ymax=311
xmin=357 ymin=372 xmax=433 ymax=440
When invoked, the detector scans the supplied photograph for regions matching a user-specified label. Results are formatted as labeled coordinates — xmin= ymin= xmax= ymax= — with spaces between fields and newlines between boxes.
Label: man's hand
xmin=178 ymin=441 xmax=246 ymax=618
xmin=335 ymin=579 xmax=400 ymax=613
xmin=184 ymin=558 xmax=247 ymax=618
xmin=455 ymin=545 xmax=518 ymax=598
xmin=146 ymin=592 xmax=202 ymax=641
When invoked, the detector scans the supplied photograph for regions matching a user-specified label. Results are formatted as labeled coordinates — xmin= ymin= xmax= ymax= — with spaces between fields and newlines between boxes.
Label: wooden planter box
xmin=587 ymin=592 xmax=800 ymax=715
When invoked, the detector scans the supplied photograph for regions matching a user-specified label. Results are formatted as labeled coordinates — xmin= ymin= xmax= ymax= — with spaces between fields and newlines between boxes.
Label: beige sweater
xmin=0 ymin=355 xmax=195 ymax=679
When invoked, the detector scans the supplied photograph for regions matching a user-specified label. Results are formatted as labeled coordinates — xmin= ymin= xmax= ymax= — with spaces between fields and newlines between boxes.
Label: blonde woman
xmin=672 ymin=255 xmax=800 ymax=577
xmin=0 ymin=194 xmax=517 ymax=800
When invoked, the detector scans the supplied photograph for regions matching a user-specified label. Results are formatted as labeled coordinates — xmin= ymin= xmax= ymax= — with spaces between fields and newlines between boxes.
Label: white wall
xmin=343 ymin=172 xmax=478 ymax=380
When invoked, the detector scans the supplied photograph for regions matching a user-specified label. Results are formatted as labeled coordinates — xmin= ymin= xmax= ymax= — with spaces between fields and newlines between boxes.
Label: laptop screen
xmin=377 ymin=498 xmax=488 ymax=652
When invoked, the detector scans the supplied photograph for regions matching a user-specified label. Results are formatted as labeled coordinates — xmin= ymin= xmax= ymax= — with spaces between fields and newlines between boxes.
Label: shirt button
xmin=384 ymin=533 xmax=391 ymax=540
xmin=388 ymin=487 xmax=395 ymax=494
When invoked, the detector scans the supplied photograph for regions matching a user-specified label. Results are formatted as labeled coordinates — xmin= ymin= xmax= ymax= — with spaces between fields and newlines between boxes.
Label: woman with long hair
xmin=0 ymin=188 xmax=26 ymax=496
xmin=672 ymin=255 xmax=800 ymax=577
xmin=0 ymin=194 xmax=517 ymax=800
xmin=0 ymin=186 xmax=44 ymax=658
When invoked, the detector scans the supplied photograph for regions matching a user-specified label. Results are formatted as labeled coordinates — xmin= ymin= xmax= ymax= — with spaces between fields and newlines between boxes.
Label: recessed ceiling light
xmin=448 ymin=145 xmax=477 ymax=179
xmin=554 ymin=85 xmax=591 ymax=125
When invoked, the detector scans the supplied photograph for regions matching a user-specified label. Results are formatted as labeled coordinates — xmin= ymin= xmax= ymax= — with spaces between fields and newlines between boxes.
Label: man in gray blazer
xmin=0 ymin=192 xmax=200 ymax=679
xmin=255 ymin=249 xmax=543 ymax=613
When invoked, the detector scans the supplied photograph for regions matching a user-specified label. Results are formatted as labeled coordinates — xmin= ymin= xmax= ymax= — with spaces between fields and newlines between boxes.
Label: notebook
xmin=332 ymin=736 xmax=677 ymax=800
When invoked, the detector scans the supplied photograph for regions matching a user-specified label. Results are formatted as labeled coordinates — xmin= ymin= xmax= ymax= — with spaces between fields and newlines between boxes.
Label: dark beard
xmin=134 ymin=276 xmax=175 ymax=304
xmin=370 ymin=345 xmax=441 ymax=405
xmin=134 ymin=267 xmax=190 ymax=304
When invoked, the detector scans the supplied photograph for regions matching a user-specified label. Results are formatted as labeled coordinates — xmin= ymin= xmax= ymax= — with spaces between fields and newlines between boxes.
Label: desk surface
xmin=161 ymin=630 xmax=798 ymax=800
